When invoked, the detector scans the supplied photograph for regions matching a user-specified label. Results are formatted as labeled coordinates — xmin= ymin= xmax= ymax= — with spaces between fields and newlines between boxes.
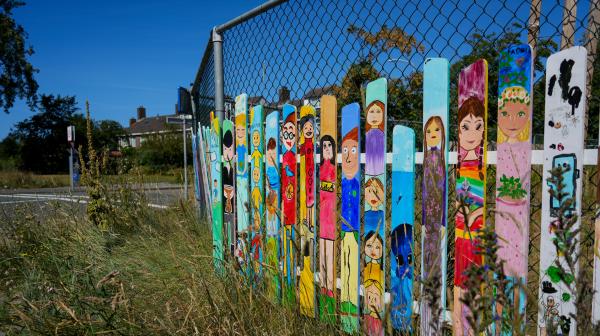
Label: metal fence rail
xmin=190 ymin=0 xmax=600 ymax=332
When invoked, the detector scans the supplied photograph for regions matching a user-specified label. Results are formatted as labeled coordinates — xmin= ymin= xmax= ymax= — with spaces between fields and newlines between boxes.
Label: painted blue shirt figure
xmin=341 ymin=177 xmax=360 ymax=232
xmin=391 ymin=224 xmax=413 ymax=330
xmin=266 ymin=165 xmax=279 ymax=190
xmin=237 ymin=144 xmax=247 ymax=173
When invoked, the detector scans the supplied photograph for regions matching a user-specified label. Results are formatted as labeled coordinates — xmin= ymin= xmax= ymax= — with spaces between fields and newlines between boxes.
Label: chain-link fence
xmin=191 ymin=0 xmax=600 ymax=332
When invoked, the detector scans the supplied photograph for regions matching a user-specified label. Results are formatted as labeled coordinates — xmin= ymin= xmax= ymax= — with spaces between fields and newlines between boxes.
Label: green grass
xmin=0 ymin=171 xmax=71 ymax=189
xmin=0 ymin=188 xmax=343 ymax=335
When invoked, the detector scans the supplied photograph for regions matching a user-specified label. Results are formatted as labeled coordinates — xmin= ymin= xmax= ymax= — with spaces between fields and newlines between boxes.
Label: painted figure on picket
xmin=222 ymin=128 xmax=235 ymax=214
xmin=455 ymin=94 xmax=487 ymax=334
xmin=422 ymin=116 xmax=446 ymax=276
xmin=236 ymin=114 xmax=247 ymax=174
xmin=265 ymin=138 xmax=279 ymax=234
xmin=281 ymin=112 xmax=297 ymax=227
xmin=340 ymin=124 xmax=360 ymax=332
xmin=298 ymin=107 xmax=316 ymax=317
xmin=299 ymin=115 xmax=316 ymax=230
xmin=391 ymin=224 xmax=413 ymax=329
xmin=319 ymin=134 xmax=336 ymax=321
xmin=365 ymin=100 xmax=385 ymax=176
xmin=280 ymin=106 xmax=297 ymax=305
xmin=251 ymin=130 xmax=262 ymax=166
xmin=363 ymin=229 xmax=384 ymax=335
xmin=264 ymin=110 xmax=281 ymax=302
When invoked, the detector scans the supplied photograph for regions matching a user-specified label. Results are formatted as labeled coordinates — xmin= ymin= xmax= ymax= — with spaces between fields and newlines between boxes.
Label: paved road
xmin=0 ymin=183 xmax=186 ymax=221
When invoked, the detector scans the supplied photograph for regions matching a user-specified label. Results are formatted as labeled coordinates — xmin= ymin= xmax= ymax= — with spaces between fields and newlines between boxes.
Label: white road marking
xmin=0 ymin=194 xmax=170 ymax=209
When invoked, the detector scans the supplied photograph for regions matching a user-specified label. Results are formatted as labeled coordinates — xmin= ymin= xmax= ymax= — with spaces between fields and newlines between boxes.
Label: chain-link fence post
xmin=213 ymin=28 xmax=225 ymax=121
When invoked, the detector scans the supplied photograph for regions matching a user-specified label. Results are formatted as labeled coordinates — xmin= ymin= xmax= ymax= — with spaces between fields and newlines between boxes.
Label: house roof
xmin=125 ymin=115 xmax=177 ymax=135
xmin=303 ymin=85 xmax=334 ymax=99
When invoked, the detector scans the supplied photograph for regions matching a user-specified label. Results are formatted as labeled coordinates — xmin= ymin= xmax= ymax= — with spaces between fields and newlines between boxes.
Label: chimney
xmin=129 ymin=118 xmax=136 ymax=127
xmin=278 ymin=86 xmax=290 ymax=105
xmin=137 ymin=106 xmax=146 ymax=120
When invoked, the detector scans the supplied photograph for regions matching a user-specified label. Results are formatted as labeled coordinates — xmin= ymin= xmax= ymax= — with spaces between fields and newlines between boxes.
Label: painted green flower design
xmin=497 ymin=174 xmax=527 ymax=200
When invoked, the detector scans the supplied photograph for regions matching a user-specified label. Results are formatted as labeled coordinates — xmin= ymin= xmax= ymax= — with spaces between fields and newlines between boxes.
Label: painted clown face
xmin=281 ymin=121 xmax=296 ymax=151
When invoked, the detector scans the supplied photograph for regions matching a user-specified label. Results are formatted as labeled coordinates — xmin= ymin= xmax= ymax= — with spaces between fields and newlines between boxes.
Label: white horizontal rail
xmin=228 ymin=149 xmax=598 ymax=165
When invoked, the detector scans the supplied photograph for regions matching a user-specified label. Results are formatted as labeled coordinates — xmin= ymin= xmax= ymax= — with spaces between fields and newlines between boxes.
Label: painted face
xmin=498 ymin=101 xmax=528 ymax=140
xmin=459 ymin=113 xmax=484 ymax=152
xmin=367 ymin=103 xmax=383 ymax=128
xmin=302 ymin=120 xmax=314 ymax=139
xmin=425 ymin=119 xmax=442 ymax=148
xmin=341 ymin=139 xmax=358 ymax=179
xmin=252 ymin=130 xmax=260 ymax=147
xmin=252 ymin=166 xmax=260 ymax=182
xmin=322 ymin=140 xmax=333 ymax=161
xmin=365 ymin=282 xmax=382 ymax=311
xmin=365 ymin=234 xmax=383 ymax=260
xmin=281 ymin=121 xmax=296 ymax=151
xmin=236 ymin=123 xmax=246 ymax=145
xmin=365 ymin=182 xmax=383 ymax=209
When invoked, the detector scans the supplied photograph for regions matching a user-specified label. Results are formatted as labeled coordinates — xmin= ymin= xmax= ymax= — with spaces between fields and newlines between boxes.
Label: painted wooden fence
xmin=196 ymin=46 xmax=600 ymax=334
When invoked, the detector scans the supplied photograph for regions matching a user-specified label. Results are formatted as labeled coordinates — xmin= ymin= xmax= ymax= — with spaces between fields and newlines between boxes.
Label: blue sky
xmin=0 ymin=0 xmax=264 ymax=138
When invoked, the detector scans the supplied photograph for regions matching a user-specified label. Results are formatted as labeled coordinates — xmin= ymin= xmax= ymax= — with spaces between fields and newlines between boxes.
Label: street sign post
xmin=167 ymin=114 xmax=193 ymax=199
xmin=67 ymin=126 xmax=75 ymax=191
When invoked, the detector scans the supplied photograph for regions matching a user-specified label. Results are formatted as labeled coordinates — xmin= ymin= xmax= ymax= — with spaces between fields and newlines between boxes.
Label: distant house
xmin=120 ymin=106 xmax=182 ymax=148
xmin=302 ymin=85 xmax=334 ymax=108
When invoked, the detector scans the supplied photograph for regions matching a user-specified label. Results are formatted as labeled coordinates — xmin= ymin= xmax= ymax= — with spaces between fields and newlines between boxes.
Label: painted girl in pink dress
xmin=319 ymin=134 xmax=336 ymax=315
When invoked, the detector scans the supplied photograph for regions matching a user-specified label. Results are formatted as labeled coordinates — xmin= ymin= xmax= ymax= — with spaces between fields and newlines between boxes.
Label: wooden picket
xmin=493 ymin=44 xmax=533 ymax=335
xmin=454 ymin=59 xmax=488 ymax=336
xmin=390 ymin=125 xmax=415 ymax=332
xmin=421 ymin=57 xmax=450 ymax=334
xmin=537 ymin=46 xmax=587 ymax=336
xmin=281 ymin=103 xmax=297 ymax=306
xmin=363 ymin=78 xmax=387 ymax=336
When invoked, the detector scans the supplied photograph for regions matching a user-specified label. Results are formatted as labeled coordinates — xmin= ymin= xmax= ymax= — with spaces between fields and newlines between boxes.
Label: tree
xmin=9 ymin=95 xmax=81 ymax=173
xmin=449 ymin=23 xmax=557 ymax=145
xmin=0 ymin=0 xmax=38 ymax=113
xmin=94 ymin=120 xmax=124 ymax=151
xmin=337 ymin=24 xmax=424 ymax=145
